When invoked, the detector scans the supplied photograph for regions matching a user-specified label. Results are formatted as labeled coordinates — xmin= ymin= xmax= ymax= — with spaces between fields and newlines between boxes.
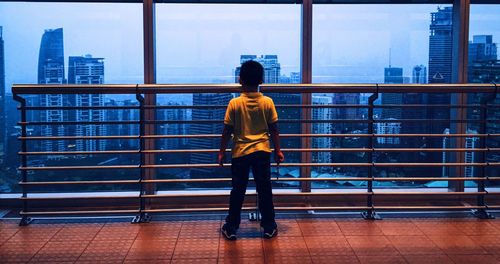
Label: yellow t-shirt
xmin=224 ymin=92 xmax=278 ymax=158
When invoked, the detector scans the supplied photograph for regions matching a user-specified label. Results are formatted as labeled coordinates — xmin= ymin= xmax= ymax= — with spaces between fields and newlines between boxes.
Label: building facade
xmin=38 ymin=28 xmax=66 ymax=152
xmin=0 ymin=27 xmax=5 ymax=164
xmin=68 ymin=55 xmax=106 ymax=152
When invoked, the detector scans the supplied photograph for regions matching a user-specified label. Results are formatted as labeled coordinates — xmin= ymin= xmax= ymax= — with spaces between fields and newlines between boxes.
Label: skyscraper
xmin=412 ymin=65 xmax=427 ymax=84
xmin=235 ymin=55 xmax=281 ymax=84
xmin=38 ymin=28 xmax=66 ymax=152
xmin=469 ymin=35 xmax=497 ymax=63
xmin=160 ymin=102 xmax=190 ymax=150
xmin=0 ymin=26 xmax=5 ymax=164
xmin=427 ymin=6 xmax=452 ymax=140
xmin=68 ymin=55 xmax=106 ymax=152
xmin=428 ymin=6 xmax=453 ymax=84
xmin=382 ymin=67 xmax=403 ymax=120
xmin=312 ymin=95 xmax=333 ymax=164
xmin=190 ymin=93 xmax=233 ymax=177
xmin=468 ymin=35 xmax=500 ymax=178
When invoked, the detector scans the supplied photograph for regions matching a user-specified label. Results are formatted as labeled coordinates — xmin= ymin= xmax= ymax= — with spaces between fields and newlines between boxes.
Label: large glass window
xmin=311 ymin=5 xmax=454 ymax=188
xmin=0 ymin=2 xmax=143 ymax=193
xmin=468 ymin=4 xmax=500 ymax=187
xmin=155 ymin=4 xmax=301 ymax=190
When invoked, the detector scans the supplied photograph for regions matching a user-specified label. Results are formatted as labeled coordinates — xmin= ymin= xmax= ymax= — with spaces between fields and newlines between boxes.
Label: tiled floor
xmin=1 ymin=215 xmax=500 ymax=263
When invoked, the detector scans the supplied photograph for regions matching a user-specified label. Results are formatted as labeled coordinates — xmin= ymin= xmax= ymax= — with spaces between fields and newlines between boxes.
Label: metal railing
xmin=12 ymin=83 xmax=500 ymax=225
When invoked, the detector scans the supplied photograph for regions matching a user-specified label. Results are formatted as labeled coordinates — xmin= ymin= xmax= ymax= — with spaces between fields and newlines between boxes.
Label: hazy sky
xmin=0 ymin=3 xmax=499 ymax=93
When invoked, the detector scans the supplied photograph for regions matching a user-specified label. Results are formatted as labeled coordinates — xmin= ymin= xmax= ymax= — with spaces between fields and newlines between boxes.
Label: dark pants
xmin=226 ymin=151 xmax=277 ymax=230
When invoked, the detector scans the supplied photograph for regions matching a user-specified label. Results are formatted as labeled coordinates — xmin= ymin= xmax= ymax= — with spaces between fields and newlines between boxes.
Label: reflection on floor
xmin=1 ymin=214 xmax=500 ymax=263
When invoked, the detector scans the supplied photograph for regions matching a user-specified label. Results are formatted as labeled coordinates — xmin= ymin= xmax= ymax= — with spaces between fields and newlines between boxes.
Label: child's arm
xmin=218 ymin=125 xmax=234 ymax=166
xmin=269 ymin=122 xmax=285 ymax=164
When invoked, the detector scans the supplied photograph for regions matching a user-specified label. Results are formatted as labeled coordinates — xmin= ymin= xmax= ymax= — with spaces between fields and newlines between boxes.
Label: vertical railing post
xmin=472 ymin=83 xmax=497 ymax=219
xmin=362 ymin=85 xmax=381 ymax=220
xmin=13 ymin=93 xmax=32 ymax=226
xmin=300 ymin=0 xmax=313 ymax=193
xmin=132 ymin=87 xmax=150 ymax=223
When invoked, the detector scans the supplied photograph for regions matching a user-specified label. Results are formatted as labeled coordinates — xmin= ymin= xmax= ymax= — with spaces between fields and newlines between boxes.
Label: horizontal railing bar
xmin=142 ymin=192 xmax=372 ymax=198
xmin=20 ymin=195 xmax=139 ymax=200
xmin=374 ymin=205 xmax=487 ymax=210
xmin=19 ymin=180 xmax=140 ymax=185
xmin=19 ymin=205 xmax=488 ymax=216
xmin=373 ymin=191 xmax=486 ymax=195
xmin=12 ymin=83 xmax=497 ymax=95
xmin=20 ymin=192 xmax=486 ymax=200
xmin=19 ymin=150 xmax=141 ymax=155
xmin=18 ymin=104 xmax=492 ymax=110
xmin=19 ymin=162 xmax=500 ymax=170
xmin=16 ymin=176 xmax=497 ymax=186
xmin=143 ymin=162 xmax=498 ymax=169
xmin=19 ymin=136 xmax=139 ymax=140
xmin=18 ymin=134 xmax=500 ymax=141
xmin=143 ymin=206 xmax=372 ymax=213
xmin=20 ymin=210 xmax=140 ymax=215
xmin=18 ymin=119 xmax=496 ymax=126
xmin=17 ymin=148 xmax=500 ymax=156
xmin=21 ymin=106 xmax=140 ymax=110
xmin=19 ymin=165 xmax=139 ymax=170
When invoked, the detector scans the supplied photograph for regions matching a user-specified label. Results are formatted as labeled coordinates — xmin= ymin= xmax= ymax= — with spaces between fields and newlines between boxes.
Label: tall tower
xmin=427 ymin=6 xmax=452 ymax=138
xmin=0 ymin=26 xmax=5 ymax=164
xmin=38 ymin=28 xmax=65 ymax=152
xmin=382 ymin=67 xmax=404 ymax=120
xmin=469 ymin=35 xmax=497 ymax=63
xmin=428 ymin=6 xmax=453 ymax=84
xmin=190 ymin=93 xmax=233 ymax=177
xmin=68 ymin=55 xmax=106 ymax=152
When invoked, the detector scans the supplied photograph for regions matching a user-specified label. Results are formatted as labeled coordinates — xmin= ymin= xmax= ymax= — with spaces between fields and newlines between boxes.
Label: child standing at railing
xmin=218 ymin=60 xmax=285 ymax=240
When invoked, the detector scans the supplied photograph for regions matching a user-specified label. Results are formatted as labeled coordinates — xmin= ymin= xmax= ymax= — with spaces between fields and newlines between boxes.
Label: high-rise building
xmin=469 ymin=35 xmax=497 ymax=63
xmin=312 ymin=95 xmax=333 ymax=164
xmin=190 ymin=93 xmax=233 ymax=177
xmin=68 ymin=55 xmax=106 ymax=152
xmin=235 ymin=55 xmax=281 ymax=84
xmin=0 ymin=26 xmax=5 ymax=164
xmin=376 ymin=120 xmax=401 ymax=145
xmin=427 ymin=6 xmax=452 ymax=153
xmin=105 ymin=99 xmax=139 ymax=149
xmin=468 ymin=35 xmax=500 ymax=178
xmin=428 ymin=6 xmax=453 ymax=84
xmin=160 ymin=103 xmax=190 ymax=150
xmin=382 ymin=67 xmax=404 ymax=120
xmin=38 ymin=28 xmax=66 ymax=152
xmin=412 ymin=65 xmax=427 ymax=84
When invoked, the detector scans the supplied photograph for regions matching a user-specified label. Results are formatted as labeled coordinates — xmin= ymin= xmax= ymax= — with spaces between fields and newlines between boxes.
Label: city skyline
xmin=1 ymin=4 xmax=499 ymax=93
xmin=1 ymin=3 xmax=500 ymax=192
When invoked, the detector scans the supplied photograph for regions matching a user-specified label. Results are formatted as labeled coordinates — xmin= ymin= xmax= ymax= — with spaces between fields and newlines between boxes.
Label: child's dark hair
xmin=239 ymin=60 xmax=264 ymax=86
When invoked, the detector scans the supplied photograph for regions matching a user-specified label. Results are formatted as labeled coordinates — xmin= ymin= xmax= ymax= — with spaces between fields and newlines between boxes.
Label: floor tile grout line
xmin=74 ymin=222 xmax=106 ymax=263
xmin=24 ymin=224 xmax=66 ymax=263
xmin=0 ymin=226 xmax=20 ymax=247
xmin=216 ymin=217 xmax=222 ymax=263
xmin=409 ymin=218 xmax=483 ymax=262
xmin=169 ymin=221 xmax=183 ymax=263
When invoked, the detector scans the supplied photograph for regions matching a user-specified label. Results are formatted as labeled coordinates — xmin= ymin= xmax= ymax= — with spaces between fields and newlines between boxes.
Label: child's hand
xmin=274 ymin=151 xmax=285 ymax=164
xmin=217 ymin=152 xmax=225 ymax=166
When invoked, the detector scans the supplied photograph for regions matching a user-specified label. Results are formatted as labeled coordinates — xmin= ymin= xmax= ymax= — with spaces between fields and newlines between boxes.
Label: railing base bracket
xmin=361 ymin=211 xmax=382 ymax=220
xmin=471 ymin=209 xmax=495 ymax=219
xmin=132 ymin=213 xmax=152 ymax=223
xmin=19 ymin=217 xmax=33 ymax=226
xmin=248 ymin=212 xmax=261 ymax=221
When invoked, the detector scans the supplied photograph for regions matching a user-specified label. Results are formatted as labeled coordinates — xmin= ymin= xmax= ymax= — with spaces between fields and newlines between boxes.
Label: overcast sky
xmin=1 ymin=3 xmax=499 ymax=93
